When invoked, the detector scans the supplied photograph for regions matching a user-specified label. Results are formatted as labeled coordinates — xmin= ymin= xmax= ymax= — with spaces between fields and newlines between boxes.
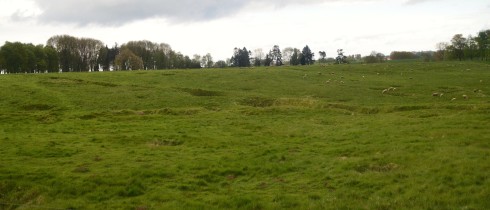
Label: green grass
xmin=0 ymin=61 xmax=489 ymax=209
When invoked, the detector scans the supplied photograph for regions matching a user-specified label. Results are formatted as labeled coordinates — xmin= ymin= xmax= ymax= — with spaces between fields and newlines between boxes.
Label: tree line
xmin=0 ymin=42 xmax=59 ymax=73
xmin=435 ymin=29 xmax=490 ymax=61
xmin=388 ymin=29 xmax=490 ymax=62
xmin=0 ymin=36 xmax=372 ymax=74
xmin=230 ymin=45 xmax=316 ymax=67
xmin=3 ymin=29 xmax=488 ymax=73
xmin=0 ymin=35 xmax=210 ymax=74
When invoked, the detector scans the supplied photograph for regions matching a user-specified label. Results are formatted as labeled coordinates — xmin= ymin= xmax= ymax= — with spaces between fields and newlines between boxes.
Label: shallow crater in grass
xmin=79 ymin=108 xmax=202 ymax=120
xmin=239 ymin=96 xmax=276 ymax=107
xmin=275 ymin=97 xmax=318 ymax=107
xmin=322 ymin=103 xmax=380 ymax=114
xmin=44 ymin=77 xmax=118 ymax=87
xmin=416 ymin=113 xmax=440 ymax=118
xmin=176 ymin=87 xmax=224 ymax=96
xmin=240 ymin=97 xmax=321 ymax=108
xmin=355 ymin=163 xmax=399 ymax=173
xmin=392 ymin=105 xmax=431 ymax=112
xmin=22 ymin=103 xmax=55 ymax=111
xmin=148 ymin=139 xmax=184 ymax=147
xmin=73 ymin=165 xmax=90 ymax=173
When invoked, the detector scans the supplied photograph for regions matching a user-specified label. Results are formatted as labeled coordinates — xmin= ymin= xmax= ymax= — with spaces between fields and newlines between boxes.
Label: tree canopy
xmin=0 ymin=42 xmax=59 ymax=73
xmin=432 ymin=30 xmax=490 ymax=61
xmin=231 ymin=47 xmax=251 ymax=67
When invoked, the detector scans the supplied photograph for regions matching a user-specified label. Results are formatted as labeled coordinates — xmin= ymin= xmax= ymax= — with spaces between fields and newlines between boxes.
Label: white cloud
xmin=1 ymin=0 xmax=489 ymax=61
xmin=404 ymin=0 xmax=433 ymax=5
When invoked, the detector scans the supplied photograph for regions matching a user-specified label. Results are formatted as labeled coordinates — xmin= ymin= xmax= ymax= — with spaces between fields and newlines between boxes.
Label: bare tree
xmin=253 ymin=48 xmax=264 ymax=66
xmin=201 ymin=53 xmax=213 ymax=68
xmin=282 ymin=47 xmax=294 ymax=64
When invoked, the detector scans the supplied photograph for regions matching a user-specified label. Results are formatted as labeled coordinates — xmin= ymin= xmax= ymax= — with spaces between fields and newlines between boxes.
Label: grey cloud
xmin=19 ymin=0 xmax=338 ymax=26
xmin=30 ymin=0 xmax=248 ymax=26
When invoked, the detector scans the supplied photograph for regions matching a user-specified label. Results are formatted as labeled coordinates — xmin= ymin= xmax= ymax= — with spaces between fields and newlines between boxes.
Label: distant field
xmin=0 ymin=62 xmax=489 ymax=209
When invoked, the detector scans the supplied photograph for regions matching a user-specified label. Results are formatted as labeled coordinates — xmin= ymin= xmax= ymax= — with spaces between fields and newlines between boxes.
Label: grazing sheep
xmin=451 ymin=98 xmax=457 ymax=101
xmin=382 ymin=87 xmax=398 ymax=95
xmin=340 ymin=81 xmax=345 ymax=84
xmin=432 ymin=92 xmax=441 ymax=97
xmin=462 ymin=95 xmax=468 ymax=99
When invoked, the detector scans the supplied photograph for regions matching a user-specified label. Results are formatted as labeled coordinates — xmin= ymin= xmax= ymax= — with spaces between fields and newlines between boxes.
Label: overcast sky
xmin=1 ymin=0 xmax=489 ymax=60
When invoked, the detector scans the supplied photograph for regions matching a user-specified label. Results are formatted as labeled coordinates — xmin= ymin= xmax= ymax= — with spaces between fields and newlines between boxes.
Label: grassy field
xmin=0 ymin=61 xmax=489 ymax=210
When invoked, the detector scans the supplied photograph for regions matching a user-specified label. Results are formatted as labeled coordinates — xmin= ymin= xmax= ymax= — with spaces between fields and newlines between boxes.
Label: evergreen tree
xmin=264 ymin=54 xmax=273 ymax=66
xmin=301 ymin=45 xmax=314 ymax=65
xmin=269 ymin=45 xmax=283 ymax=66
xmin=231 ymin=47 xmax=251 ymax=67
xmin=290 ymin=48 xmax=300 ymax=66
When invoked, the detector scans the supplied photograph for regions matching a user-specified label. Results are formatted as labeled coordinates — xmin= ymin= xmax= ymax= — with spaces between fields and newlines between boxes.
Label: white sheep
xmin=451 ymin=98 xmax=457 ymax=101
xmin=382 ymin=89 xmax=389 ymax=94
